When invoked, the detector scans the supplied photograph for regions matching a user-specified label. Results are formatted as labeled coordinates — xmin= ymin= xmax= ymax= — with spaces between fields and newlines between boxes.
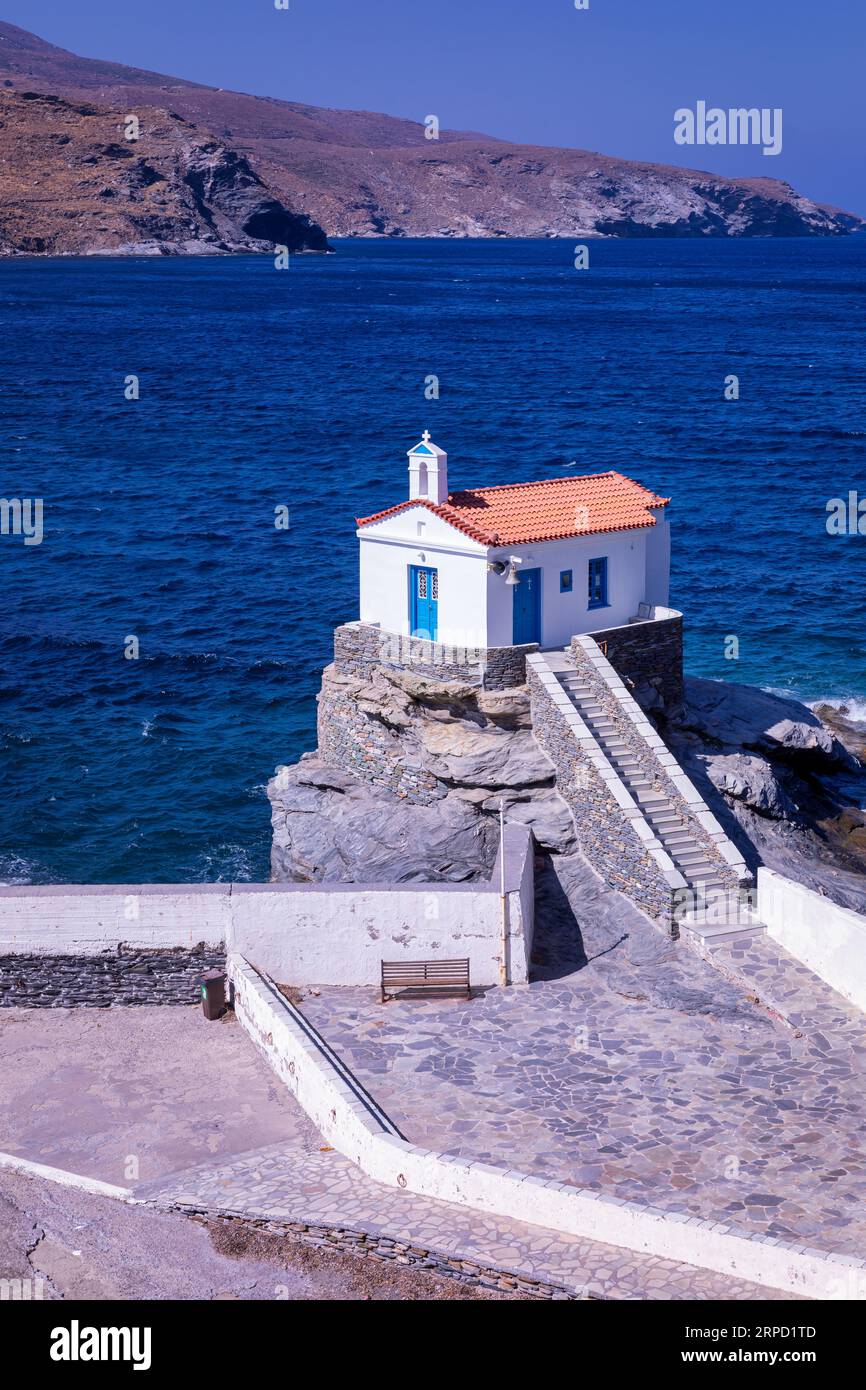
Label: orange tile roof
xmin=357 ymin=471 xmax=669 ymax=547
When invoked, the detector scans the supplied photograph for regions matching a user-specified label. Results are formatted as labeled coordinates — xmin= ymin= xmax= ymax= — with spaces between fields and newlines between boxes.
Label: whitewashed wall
xmin=0 ymin=826 xmax=535 ymax=988
xmin=757 ymin=868 xmax=866 ymax=1014
xmin=644 ymin=508 xmax=671 ymax=607
xmin=0 ymin=884 xmax=230 ymax=953
xmin=230 ymin=884 xmax=506 ymax=985
xmin=486 ymin=530 xmax=652 ymax=649
xmin=358 ymin=507 xmax=488 ymax=647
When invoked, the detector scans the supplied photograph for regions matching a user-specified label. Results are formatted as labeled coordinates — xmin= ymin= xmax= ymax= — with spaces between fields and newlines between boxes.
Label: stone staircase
xmin=546 ymin=649 xmax=764 ymax=944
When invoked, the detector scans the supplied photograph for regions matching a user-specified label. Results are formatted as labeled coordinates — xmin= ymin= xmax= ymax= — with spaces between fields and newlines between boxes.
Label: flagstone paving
xmin=136 ymin=1141 xmax=793 ymax=1299
xmin=301 ymin=853 xmax=866 ymax=1265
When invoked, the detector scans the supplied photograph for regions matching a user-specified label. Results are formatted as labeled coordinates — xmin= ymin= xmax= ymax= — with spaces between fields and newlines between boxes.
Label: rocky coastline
xmin=0 ymin=21 xmax=862 ymax=254
xmin=0 ymin=88 xmax=331 ymax=258
xmin=269 ymin=660 xmax=866 ymax=915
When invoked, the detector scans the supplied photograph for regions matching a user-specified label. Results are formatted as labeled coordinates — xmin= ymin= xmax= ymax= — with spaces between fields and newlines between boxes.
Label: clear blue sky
xmin=6 ymin=0 xmax=863 ymax=213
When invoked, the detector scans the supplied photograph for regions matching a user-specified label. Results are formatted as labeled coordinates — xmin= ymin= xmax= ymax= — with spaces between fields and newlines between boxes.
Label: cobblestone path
xmin=136 ymin=1142 xmax=791 ymax=1299
xmin=302 ymin=853 xmax=866 ymax=1265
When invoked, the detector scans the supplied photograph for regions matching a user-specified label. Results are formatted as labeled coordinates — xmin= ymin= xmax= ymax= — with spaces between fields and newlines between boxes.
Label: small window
xmin=560 ymin=569 xmax=573 ymax=593
xmin=588 ymin=557 xmax=608 ymax=609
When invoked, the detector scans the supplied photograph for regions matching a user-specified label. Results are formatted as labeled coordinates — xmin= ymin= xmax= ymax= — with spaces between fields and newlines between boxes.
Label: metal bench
xmin=380 ymin=958 xmax=471 ymax=1003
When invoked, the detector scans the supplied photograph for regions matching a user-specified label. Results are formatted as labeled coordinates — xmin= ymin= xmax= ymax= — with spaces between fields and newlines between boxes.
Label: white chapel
xmin=356 ymin=433 xmax=672 ymax=650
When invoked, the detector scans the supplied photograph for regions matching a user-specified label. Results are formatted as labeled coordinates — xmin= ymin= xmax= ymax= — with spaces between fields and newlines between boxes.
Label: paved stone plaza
xmin=137 ymin=1141 xmax=790 ymax=1300
xmin=303 ymin=853 xmax=866 ymax=1267
xmin=4 ymin=858 xmax=862 ymax=1297
xmin=0 ymin=981 xmax=790 ymax=1299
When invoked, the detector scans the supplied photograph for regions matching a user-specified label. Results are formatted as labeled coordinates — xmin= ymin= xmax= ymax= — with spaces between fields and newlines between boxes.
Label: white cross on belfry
xmin=422 ymin=430 xmax=431 ymax=442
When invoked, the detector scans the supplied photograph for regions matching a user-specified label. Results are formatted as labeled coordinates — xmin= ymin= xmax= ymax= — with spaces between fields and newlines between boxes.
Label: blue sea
xmin=1 ymin=237 xmax=865 ymax=883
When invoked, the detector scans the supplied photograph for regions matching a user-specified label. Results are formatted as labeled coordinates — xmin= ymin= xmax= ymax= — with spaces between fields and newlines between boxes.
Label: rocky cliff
xmin=0 ymin=88 xmax=330 ymax=256
xmin=269 ymin=658 xmax=866 ymax=915
xmin=0 ymin=21 xmax=861 ymax=248
xmin=269 ymin=661 xmax=574 ymax=884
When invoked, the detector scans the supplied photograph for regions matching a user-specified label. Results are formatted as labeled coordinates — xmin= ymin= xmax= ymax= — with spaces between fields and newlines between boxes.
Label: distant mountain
xmin=0 ymin=20 xmax=861 ymax=255
xmin=0 ymin=88 xmax=330 ymax=257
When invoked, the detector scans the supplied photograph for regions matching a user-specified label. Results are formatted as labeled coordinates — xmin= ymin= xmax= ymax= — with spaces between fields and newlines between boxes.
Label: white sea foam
xmin=760 ymin=686 xmax=866 ymax=725
xmin=762 ymin=684 xmax=805 ymax=703
xmin=0 ymin=853 xmax=41 ymax=885
xmin=809 ymin=696 xmax=866 ymax=725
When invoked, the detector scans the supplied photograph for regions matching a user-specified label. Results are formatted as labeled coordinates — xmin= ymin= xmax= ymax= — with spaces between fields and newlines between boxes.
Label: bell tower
xmin=407 ymin=431 xmax=449 ymax=505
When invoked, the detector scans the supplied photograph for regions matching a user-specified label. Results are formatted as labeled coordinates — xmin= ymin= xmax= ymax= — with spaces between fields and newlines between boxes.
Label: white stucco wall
xmin=643 ymin=509 xmax=671 ymax=608
xmin=229 ymin=883 xmax=517 ymax=986
xmin=360 ymin=508 xmax=657 ymax=650
xmin=359 ymin=506 xmax=488 ymax=647
xmin=0 ymin=884 xmax=230 ymax=953
xmin=757 ymin=868 xmax=866 ymax=1014
xmin=231 ymin=824 xmax=533 ymax=987
xmin=486 ymin=530 xmax=650 ymax=648
xmin=0 ymin=827 xmax=535 ymax=988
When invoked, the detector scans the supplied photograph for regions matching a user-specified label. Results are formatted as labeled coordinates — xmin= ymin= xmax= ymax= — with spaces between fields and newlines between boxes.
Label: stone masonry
xmin=527 ymin=665 xmax=677 ymax=924
xmin=333 ymin=621 xmax=537 ymax=691
xmin=586 ymin=610 xmax=684 ymax=713
xmin=0 ymin=944 xmax=226 ymax=1007
xmin=568 ymin=638 xmax=741 ymax=895
xmin=316 ymin=669 xmax=448 ymax=806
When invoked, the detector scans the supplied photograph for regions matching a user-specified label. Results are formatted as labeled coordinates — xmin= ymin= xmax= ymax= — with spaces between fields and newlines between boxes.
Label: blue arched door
xmin=409 ymin=565 xmax=438 ymax=640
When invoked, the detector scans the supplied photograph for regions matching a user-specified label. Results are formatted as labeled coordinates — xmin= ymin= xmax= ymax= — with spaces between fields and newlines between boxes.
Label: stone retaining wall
xmin=569 ymin=636 xmax=742 ymax=896
xmin=199 ymin=1212 xmax=575 ymax=1298
xmin=527 ymin=663 xmax=680 ymax=926
xmin=317 ymin=673 xmax=446 ymax=805
xmin=333 ymin=621 xmax=537 ymax=690
xmin=0 ymin=944 xmax=226 ymax=1008
xmin=586 ymin=607 xmax=684 ymax=712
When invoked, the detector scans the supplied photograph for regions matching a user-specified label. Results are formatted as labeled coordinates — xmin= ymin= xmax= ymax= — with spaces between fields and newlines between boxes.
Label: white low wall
xmin=0 ymin=884 xmax=230 ymax=953
xmin=0 ymin=824 xmax=534 ymax=987
xmin=231 ymin=955 xmax=866 ymax=1300
xmin=758 ymin=868 xmax=866 ymax=1014
xmin=229 ymin=884 xmax=524 ymax=988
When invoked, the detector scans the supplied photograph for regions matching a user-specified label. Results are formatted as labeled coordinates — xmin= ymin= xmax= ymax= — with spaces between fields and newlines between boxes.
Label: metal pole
xmin=499 ymin=798 xmax=508 ymax=987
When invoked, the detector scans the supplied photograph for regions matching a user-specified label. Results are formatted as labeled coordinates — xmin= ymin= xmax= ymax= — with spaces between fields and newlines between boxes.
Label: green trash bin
xmin=199 ymin=969 xmax=226 ymax=1020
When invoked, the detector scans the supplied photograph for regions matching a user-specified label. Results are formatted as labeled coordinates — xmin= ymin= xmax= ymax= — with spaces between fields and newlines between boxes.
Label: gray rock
xmin=270 ymin=657 xmax=576 ymax=882
xmin=492 ymin=793 xmax=576 ymax=854
xmin=417 ymin=720 xmax=555 ymax=789
xmin=664 ymin=675 xmax=866 ymax=909
xmin=702 ymin=752 xmax=796 ymax=819
xmin=680 ymin=677 xmax=857 ymax=772
xmin=270 ymin=760 xmax=499 ymax=883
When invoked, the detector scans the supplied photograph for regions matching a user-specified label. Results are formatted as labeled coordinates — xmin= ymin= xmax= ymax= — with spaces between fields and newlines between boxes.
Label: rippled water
xmin=1 ymin=237 xmax=864 ymax=882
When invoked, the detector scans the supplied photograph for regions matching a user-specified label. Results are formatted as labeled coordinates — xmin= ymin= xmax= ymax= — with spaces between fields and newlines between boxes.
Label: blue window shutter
xmin=588 ymin=557 xmax=608 ymax=609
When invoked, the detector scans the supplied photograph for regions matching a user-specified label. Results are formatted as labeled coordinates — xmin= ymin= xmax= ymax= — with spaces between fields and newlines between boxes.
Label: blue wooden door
xmin=512 ymin=567 xmax=541 ymax=644
xmin=409 ymin=565 xmax=438 ymax=640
